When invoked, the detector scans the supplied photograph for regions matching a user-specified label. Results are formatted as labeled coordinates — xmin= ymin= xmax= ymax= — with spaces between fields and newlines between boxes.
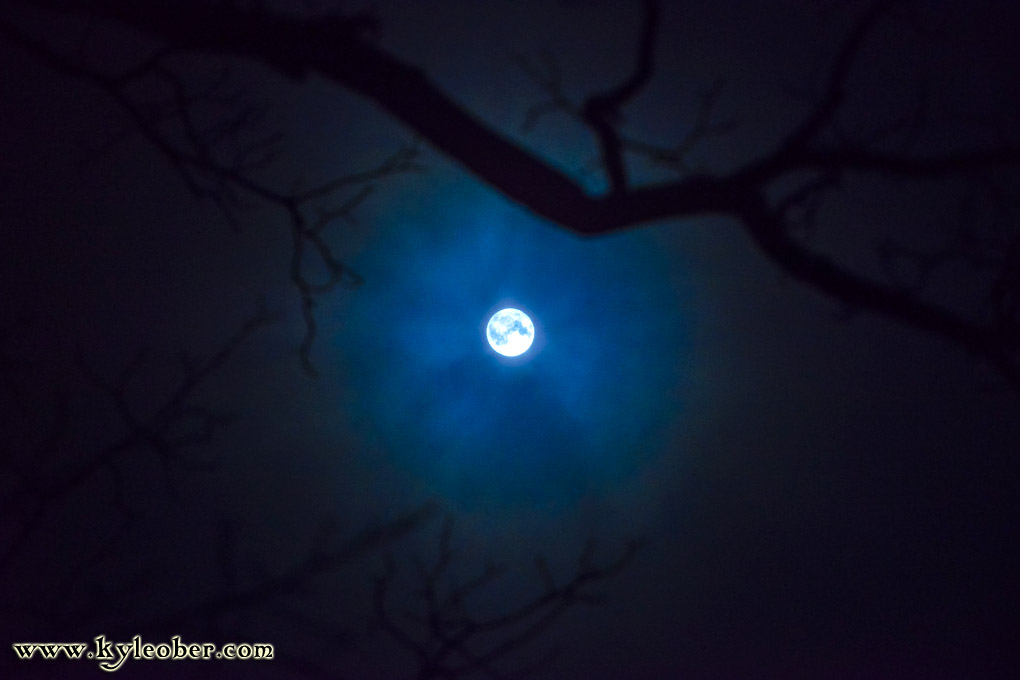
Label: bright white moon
xmin=486 ymin=308 xmax=534 ymax=357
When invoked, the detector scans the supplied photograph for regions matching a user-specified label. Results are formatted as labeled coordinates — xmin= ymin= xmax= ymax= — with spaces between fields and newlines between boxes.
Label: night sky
xmin=2 ymin=1 xmax=1019 ymax=678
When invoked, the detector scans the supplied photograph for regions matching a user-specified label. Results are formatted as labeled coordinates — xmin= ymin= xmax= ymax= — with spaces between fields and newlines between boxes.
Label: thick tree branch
xmin=6 ymin=0 xmax=718 ymax=234
xmin=6 ymin=0 xmax=1020 ymax=387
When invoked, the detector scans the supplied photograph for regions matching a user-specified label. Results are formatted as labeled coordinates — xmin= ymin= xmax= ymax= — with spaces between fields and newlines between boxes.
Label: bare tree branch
xmin=129 ymin=502 xmax=441 ymax=635
xmin=4 ymin=0 xmax=1019 ymax=389
xmin=773 ymin=0 xmax=899 ymax=157
xmin=0 ymin=12 xmax=420 ymax=375
xmin=374 ymin=517 xmax=642 ymax=679
xmin=621 ymin=77 xmax=738 ymax=174
xmin=0 ymin=302 xmax=273 ymax=570
xmin=580 ymin=0 xmax=659 ymax=193
xmin=737 ymin=196 xmax=1020 ymax=389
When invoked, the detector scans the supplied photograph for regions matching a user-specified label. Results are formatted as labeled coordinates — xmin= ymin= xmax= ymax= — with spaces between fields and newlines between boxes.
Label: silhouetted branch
xmin=0 ymin=302 xmax=272 ymax=570
xmin=773 ymin=0 xmax=898 ymax=157
xmin=738 ymin=197 xmax=1020 ymax=389
xmin=0 ymin=12 xmax=420 ymax=375
xmin=374 ymin=517 xmax=642 ymax=679
xmin=580 ymin=0 xmax=659 ymax=193
xmin=517 ymin=50 xmax=573 ymax=134
xmin=5 ymin=0 xmax=1020 ymax=388
xmin=621 ymin=77 xmax=738 ymax=173
xmin=130 ymin=502 xmax=441 ymax=635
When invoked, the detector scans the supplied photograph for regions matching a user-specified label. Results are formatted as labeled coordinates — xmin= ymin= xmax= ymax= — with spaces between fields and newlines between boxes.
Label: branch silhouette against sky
xmin=2 ymin=1 xmax=1019 ymax=678
xmin=4 ymin=0 xmax=1018 ymax=387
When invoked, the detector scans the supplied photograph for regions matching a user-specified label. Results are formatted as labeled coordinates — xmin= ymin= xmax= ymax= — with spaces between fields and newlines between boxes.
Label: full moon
xmin=486 ymin=308 xmax=535 ymax=357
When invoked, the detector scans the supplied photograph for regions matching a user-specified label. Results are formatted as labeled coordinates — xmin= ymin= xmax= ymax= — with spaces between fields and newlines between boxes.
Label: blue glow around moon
xmin=332 ymin=180 xmax=694 ymax=510
xmin=486 ymin=308 xmax=534 ymax=356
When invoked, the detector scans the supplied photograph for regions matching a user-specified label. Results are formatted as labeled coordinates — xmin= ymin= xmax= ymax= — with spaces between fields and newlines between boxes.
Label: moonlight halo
xmin=486 ymin=308 xmax=535 ymax=357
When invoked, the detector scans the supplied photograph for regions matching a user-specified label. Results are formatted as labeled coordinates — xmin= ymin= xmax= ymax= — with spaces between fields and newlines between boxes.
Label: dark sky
xmin=2 ymin=1 xmax=1019 ymax=678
